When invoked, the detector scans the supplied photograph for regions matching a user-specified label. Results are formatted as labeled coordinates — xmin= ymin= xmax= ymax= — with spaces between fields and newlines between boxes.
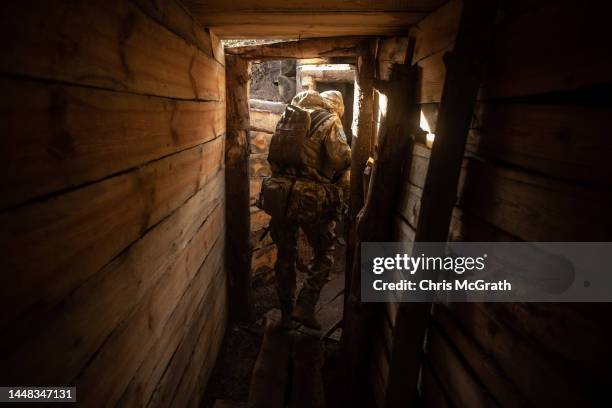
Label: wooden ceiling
xmin=182 ymin=0 xmax=448 ymax=38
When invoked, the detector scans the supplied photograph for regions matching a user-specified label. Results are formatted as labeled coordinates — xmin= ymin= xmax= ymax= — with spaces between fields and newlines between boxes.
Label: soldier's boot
xmin=292 ymin=290 xmax=321 ymax=330
xmin=274 ymin=258 xmax=298 ymax=329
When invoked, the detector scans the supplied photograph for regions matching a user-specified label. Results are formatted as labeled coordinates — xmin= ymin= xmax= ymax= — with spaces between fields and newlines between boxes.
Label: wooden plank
xmin=409 ymin=0 xmax=462 ymax=104
xmin=394 ymin=216 xmax=416 ymax=243
xmin=0 ymin=137 xmax=224 ymax=331
xmin=459 ymin=158 xmax=612 ymax=241
xmin=411 ymin=0 xmax=462 ymax=64
xmin=130 ymin=0 xmax=221 ymax=64
xmin=341 ymin=43 xmax=378 ymax=406
xmin=225 ymin=55 xmax=252 ymax=321
xmin=481 ymin=0 xmax=612 ymax=99
xmin=401 ymin=154 xmax=612 ymax=243
xmin=117 ymin=238 xmax=225 ymax=407
xmin=249 ymin=99 xmax=286 ymax=114
xmin=427 ymin=325 xmax=498 ymax=408
xmin=0 ymin=173 xmax=224 ymax=387
xmin=0 ymin=0 xmax=224 ymax=100
xmin=446 ymin=302 xmax=588 ymax=406
xmin=413 ymin=2 xmax=612 ymax=101
xmin=186 ymin=305 xmax=228 ymax=407
xmin=390 ymin=3 xmax=499 ymax=406
xmin=415 ymin=52 xmax=447 ymax=104
xmin=250 ymin=110 xmax=281 ymax=133
xmin=226 ymin=37 xmax=368 ymax=60
xmin=478 ymin=302 xmax=612 ymax=385
xmin=376 ymin=37 xmax=411 ymax=81
xmin=291 ymin=334 xmax=325 ymax=408
xmin=397 ymin=182 xmax=421 ymax=230
xmin=420 ymin=360 xmax=453 ymax=408
xmin=300 ymin=64 xmax=356 ymax=84
xmin=209 ymin=29 xmax=226 ymax=67
xmin=193 ymin=12 xmax=426 ymax=39
xmin=143 ymin=257 xmax=226 ymax=408
xmin=433 ymin=305 xmax=528 ymax=407
xmin=467 ymin=102 xmax=612 ymax=187
xmin=73 ymin=215 xmax=225 ymax=406
xmin=413 ymin=0 xmax=498 ymax=243
xmin=184 ymin=0 xmax=446 ymax=12
xmin=0 ymin=78 xmax=225 ymax=210
xmin=369 ymin=333 xmax=390 ymax=408
xmin=248 ymin=325 xmax=294 ymax=408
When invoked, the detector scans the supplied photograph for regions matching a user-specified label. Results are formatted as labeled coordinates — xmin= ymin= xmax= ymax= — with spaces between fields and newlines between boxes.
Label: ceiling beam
xmin=225 ymin=37 xmax=369 ymax=60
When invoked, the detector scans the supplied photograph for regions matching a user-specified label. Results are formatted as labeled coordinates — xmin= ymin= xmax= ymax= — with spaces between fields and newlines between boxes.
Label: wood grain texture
xmin=74 ymin=225 xmax=225 ymax=406
xmin=421 ymin=360 xmax=453 ymax=408
xmin=0 ymin=137 xmax=224 ymax=331
xmin=0 ymin=78 xmax=225 ymax=209
xmin=427 ymin=325 xmax=498 ymax=408
xmin=481 ymin=0 xmax=612 ymax=99
xmin=445 ymin=302 xmax=589 ymax=406
xmin=459 ymin=158 xmax=612 ymax=241
xmin=0 ymin=172 xmax=224 ymax=387
xmin=225 ymin=55 xmax=252 ymax=321
xmin=184 ymin=0 xmax=446 ymax=12
xmin=133 ymin=242 xmax=226 ymax=408
xmin=414 ymin=0 xmax=612 ymax=102
xmin=226 ymin=37 xmax=368 ymax=60
xmin=467 ymin=102 xmax=612 ymax=187
xmin=411 ymin=0 xmax=462 ymax=64
xmin=0 ymin=0 xmax=224 ymax=100
xmin=199 ymin=12 xmax=426 ymax=38
xmin=433 ymin=305 xmax=528 ymax=407
xmin=131 ymin=0 xmax=225 ymax=66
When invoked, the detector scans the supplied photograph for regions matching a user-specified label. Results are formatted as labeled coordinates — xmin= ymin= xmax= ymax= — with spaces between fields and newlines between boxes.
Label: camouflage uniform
xmin=267 ymin=90 xmax=351 ymax=326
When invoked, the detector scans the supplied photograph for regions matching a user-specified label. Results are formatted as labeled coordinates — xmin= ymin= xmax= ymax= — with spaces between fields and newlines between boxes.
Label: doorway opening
xmin=205 ymin=46 xmax=358 ymax=407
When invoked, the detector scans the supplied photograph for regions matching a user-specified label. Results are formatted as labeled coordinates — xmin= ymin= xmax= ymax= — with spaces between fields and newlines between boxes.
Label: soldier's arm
xmin=324 ymin=117 xmax=351 ymax=174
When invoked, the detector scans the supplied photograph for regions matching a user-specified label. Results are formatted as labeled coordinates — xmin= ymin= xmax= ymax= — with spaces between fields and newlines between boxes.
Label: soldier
xmin=259 ymin=90 xmax=351 ymax=329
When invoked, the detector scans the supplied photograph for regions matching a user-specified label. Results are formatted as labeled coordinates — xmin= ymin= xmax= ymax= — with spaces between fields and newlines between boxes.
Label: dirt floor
xmin=201 ymin=237 xmax=346 ymax=407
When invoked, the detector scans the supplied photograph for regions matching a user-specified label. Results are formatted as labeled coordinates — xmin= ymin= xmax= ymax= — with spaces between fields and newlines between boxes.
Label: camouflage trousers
xmin=270 ymin=216 xmax=336 ymax=312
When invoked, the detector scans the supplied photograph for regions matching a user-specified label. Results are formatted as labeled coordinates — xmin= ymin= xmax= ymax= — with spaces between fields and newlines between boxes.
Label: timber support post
xmin=225 ymin=54 xmax=252 ymax=322
xmin=383 ymin=1 xmax=499 ymax=406
xmin=344 ymin=41 xmax=376 ymax=299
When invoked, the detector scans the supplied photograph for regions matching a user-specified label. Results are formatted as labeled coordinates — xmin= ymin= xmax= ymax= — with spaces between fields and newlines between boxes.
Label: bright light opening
xmin=420 ymin=110 xmax=435 ymax=148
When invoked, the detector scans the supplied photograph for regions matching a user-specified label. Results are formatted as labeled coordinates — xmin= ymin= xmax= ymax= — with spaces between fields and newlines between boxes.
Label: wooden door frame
xmin=223 ymin=37 xmax=371 ymax=325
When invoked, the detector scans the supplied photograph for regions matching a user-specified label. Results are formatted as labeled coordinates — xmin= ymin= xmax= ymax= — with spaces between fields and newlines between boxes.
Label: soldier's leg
xmin=270 ymin=216 xmax=299 ymax=326
xmin=293 ymin=219 xmax=336 ymax=329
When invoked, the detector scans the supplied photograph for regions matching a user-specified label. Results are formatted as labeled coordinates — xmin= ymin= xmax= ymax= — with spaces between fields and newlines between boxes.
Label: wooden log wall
xmin=0 ymin=0 xmax=228 ymax=405
xmin=249 ymin=100 xmax=283 ymax=282
xmin=369 ymin=0 xmax=612 ymax=406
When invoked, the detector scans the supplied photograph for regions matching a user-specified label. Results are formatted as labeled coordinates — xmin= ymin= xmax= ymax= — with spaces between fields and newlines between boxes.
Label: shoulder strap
xmin=308 ymin=109 xmax=333 ymax=138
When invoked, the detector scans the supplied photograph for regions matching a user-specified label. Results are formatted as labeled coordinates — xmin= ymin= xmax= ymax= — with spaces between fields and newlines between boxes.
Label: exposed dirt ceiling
xmin=182 ymin=0 xmax=448 ymax=38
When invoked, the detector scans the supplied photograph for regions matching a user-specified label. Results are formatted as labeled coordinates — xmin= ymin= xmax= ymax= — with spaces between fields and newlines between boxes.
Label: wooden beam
xmin=0 ymin=139 xmax=224 ymax=332
xmin=195 ymin=12 xmax=426 ymax=39
xmin=226 ymin=37 xmax=368 ymax=60
xmin=0 ymin=0 xmax=224 ymax=101
xmin=343 ymin=41 xmax=375 ymax=302
xmin=183 ymin=0 xmax=447 ymax=12
xmin=0 ymin=78 xmax=224 ymax=210
xmin=225 ymin=54 xmax=252 ymax=322
xmin=384 ymin=0 xmax=500 ymax=405
xmin=340 ymin=42 xmax=376 ymax=404
xmin=341 ymin=49 xmax=422 ymax=406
